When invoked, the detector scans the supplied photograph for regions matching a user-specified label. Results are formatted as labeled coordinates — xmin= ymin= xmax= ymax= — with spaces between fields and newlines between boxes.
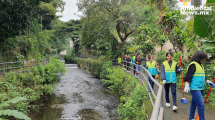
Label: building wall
xmin=59 ymin=50 xmax=67 ymax=55
xmin=145 ymin=40 xmax=174 ymax=61
xmin=155 ymin=40 xmax=174 ymax=52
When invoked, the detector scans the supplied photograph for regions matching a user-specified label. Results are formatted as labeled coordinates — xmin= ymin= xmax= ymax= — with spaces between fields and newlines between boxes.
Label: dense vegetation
xmin=0 ymin=0 xmax=81 ymax=62
xmin=1 ymin=0 xmax=215 ymax=119
xmin=0 ymin=58 xmax=66 ymax=119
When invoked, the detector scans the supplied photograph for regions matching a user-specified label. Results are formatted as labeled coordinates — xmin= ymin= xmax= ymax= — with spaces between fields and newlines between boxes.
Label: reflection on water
xmin=28 ymin=94 xmax=66 ymax=120
xmin=29 ymin=68 xmax=119 ymax=120
xmin=72 ymin=109 xmax=102 ymax=120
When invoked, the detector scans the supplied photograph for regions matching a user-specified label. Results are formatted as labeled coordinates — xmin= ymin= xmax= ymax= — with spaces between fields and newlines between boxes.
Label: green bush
xmin=44 ymin=58 xmax=66 ymax=84
xmin=117 ymin=85 xmax=147 ymax=120
xmin=0 ymin=57 xmax=66 ymax=119
xmin=64 ymin=55 xmax=76 ymax=63
xmin=102 ymin=67 xmax=147 ymax=119
xmin=75 ymin=58 xmax=103 ymax=78
xmin=100 ymin=61 xmax=112 ymax=79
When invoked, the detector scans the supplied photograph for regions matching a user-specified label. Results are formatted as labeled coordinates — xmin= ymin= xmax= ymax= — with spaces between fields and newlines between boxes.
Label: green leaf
xmin=0 ymin=110 xmax=31 ymax=120
xmin=0 ymin=97 xmax=27 ymax=109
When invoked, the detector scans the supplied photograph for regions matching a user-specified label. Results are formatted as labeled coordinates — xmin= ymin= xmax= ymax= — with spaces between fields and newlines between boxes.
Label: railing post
xmin=160 ymin=89 xmax=164 ymax=107
xmin=3 ymin=63 xmax=5 ymax=75
xmin=161 ymin=87 xmax=164 ymax=120
xmin=147 ymin=73 xmax=150 ymax=91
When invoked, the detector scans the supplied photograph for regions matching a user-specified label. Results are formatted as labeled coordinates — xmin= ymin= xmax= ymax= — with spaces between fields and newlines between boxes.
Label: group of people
xmin=118 ymin=51 xmax=215 ymax=120
xmin=118 ymin=53 xmax=144 ymax=77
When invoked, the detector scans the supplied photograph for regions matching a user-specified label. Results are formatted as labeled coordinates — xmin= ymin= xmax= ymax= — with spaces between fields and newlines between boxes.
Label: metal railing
xmin=0 ymin=58 xmax=50 ymax=77
xmin=112 ymin=59 xmax=164 ymax=120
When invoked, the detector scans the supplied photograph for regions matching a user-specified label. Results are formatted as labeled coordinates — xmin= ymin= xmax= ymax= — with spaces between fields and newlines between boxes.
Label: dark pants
xmin=164 ymin=83 xmax=177 ymax=106
xmin=149 ymin=75 xmax=155 ymax=89
xmin=133 ymin=64 xmax=136 ymax=75
xmin=127 ymin=63 xmax=130 ymax=71
xmin=189 ymin=90 xmax=205 ymax=120
xmin=124 ymin=62 xmax=126 ymax=69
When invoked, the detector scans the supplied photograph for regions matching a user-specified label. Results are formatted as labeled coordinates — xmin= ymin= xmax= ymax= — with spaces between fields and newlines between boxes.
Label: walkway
xmin=163 ymin=86 xmax=215 ymax=120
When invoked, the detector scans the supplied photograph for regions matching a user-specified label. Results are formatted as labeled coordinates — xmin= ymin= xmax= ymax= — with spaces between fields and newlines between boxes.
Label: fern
xmin=0 ymin=97 xmax=27 ymax=109
xmin=0 ymin=110 xmax=31 ymax=120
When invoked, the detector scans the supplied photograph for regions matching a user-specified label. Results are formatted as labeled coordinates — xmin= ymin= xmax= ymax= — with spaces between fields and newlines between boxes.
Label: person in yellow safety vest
xmin=183 ymin=51 xmax=215 ymax=120
xmin=146 ymin=55 xmax=160 ymax=89
xmin=161 ymin=52 xmax=182 ymax=111
xmin=117 ymin=56 xmax=122 ymax=66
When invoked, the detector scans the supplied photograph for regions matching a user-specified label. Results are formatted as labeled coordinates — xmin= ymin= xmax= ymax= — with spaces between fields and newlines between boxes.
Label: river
xmin=29 ymin=67 xmax=119 ymax=120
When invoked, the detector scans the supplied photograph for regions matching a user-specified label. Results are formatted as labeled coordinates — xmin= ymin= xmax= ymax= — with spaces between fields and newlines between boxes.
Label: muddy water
xmin=29 ymin=68 xmax=119 ymax=120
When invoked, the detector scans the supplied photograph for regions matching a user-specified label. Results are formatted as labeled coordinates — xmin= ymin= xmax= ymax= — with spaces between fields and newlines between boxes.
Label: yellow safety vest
xmin=187 ymin=61 xmax=206 ymax=90
xmin=163 ymin=60 xmax=177 ymax=83
xmin=118 ymin=58 xmax=122 ymax=63
xmin=146 ymin=61 xmax=158 ymax=75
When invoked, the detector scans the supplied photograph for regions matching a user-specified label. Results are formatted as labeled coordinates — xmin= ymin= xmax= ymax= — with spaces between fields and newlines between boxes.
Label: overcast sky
xmin=57 ymin=0 xmax=207 ymax=22
xmin=57 ymin=0 xmax=82 ymax=22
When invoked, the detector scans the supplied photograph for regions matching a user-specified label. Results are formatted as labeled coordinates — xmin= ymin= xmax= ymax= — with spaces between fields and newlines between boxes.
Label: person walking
xmin=123 ymin=55 xmax=127 ymax=69
xmin=184 ymin=51 xmax=215 ymax=120
xmin=161 ymin=52 xmax=182 ymax=111
xmin=131 ymin=53 xmax=137 ymax=75
xmin=117 ymin=56 xmax=122 ymax=66
xmin=135 ymin=53 xmax=145 ymax=77
xmin=126 ymin=55 xmax=131 ymax=71
xmin=146 ymin=55 xmax=160 ymax=89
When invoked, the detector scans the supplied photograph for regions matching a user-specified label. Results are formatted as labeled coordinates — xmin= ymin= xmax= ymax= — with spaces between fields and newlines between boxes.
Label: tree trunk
xmin=161 ymin=45 xmax=163 ymax=51
xmin=183 ymin=45 xmax=188 ymax=60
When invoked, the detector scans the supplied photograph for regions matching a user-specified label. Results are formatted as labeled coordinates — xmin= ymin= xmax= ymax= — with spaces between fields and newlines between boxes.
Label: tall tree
xmin=78 ymin=0 xmax=158 ymax=49
xmin=0 ymin=0 xmax=41 ymax=40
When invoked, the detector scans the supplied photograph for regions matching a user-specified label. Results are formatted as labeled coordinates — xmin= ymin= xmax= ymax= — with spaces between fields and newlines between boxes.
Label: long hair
xmin=191 ymin=51 xmax=207 ymax=63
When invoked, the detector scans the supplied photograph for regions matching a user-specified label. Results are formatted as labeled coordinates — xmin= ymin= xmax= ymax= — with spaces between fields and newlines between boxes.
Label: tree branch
xmin=108 ymin=33 xmax=119 ymax=45
xmin=116 ymin=23 xmax=124 ymax=41
xmin=123 ymin=29 xmax=136 ymax=42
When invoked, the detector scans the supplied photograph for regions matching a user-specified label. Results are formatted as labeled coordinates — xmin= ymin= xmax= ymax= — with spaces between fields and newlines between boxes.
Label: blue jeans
xmin=189 ymin=90 xmax=205 ymax=120
xmin=136 ymin=65 xmax=141 ymax=77
xmin=164 ymin=83 xmax=177 ymax=106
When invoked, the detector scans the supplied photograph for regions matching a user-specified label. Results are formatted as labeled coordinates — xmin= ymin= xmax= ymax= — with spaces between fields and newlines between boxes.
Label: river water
xmin=29 ymin=67 xmax=119 ymax=120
